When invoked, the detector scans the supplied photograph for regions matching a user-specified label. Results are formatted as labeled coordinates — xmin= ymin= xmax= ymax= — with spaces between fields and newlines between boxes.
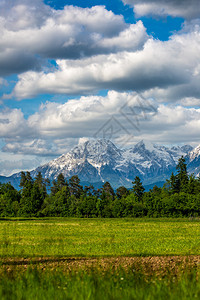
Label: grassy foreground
xmin=0 ymin=218 xmax=200 ymax=257
xmin=0 ymin=218 xmax=199 ymax=299
xmin=0 ymin=266 xmax=199 ymax=300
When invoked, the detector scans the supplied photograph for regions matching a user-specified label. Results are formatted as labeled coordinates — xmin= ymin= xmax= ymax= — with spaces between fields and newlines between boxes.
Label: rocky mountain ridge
xmin=1 ymin=139 xmax=197 ymax=189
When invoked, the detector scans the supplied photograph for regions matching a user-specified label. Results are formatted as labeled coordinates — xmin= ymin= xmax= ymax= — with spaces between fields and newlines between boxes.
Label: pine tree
xmin=116 ymin=186 xmax=129 ymax=199
xmin=102 ymin=182 xmax=115 ymax=199
xmin=35 ymin=171 xmax=47 ymax=200
xmin=176 ymin=156 xmax=188 ymax=192
xmin=51 ymin=179 xmax=58 ymax=195
xmin=69 ymin=175 xmax=83 ymax=198
xmin=188 ymin=174 xmax=196 ymax=195
xmin=132 ymin=176 xmax=145 ymax=203
xmin=57 ymin=173 xmax=66 ymax=190
xmin=84 ymin=184 xmax=95 ymax=196
xmin=19 ymin=171 xmax=26 ymax=189
xmin=167 ymin=172 xmax=179 ymax=194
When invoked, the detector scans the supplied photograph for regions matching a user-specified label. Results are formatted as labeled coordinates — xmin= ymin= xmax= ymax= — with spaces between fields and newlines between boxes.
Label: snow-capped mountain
xmin=187 ymin=144 xmax=200 ymax=177
xmin=2 ymin=139 xmax=197 ymax=189
xmin=29 ymin=139 xmax=193 ymax=188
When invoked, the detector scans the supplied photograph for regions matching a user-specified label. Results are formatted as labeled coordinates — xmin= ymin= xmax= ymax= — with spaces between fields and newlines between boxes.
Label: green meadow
xmin=0 ymin=267 xmax=199 ymax=300
xmin=0 ymin=218 xmax=199 ymax=299
xmin=0 ymin=218 xmax=200 ymax=257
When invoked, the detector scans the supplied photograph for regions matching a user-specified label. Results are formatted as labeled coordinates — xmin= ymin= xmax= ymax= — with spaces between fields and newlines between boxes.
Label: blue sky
xmin=0 ymin=0 xmax=200 ymax=176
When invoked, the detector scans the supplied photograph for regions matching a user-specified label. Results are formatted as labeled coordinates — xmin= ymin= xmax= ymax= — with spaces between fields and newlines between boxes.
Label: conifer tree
xmin=132 ymin=176 xmax=145 ymax=203
xmin=57 ymin=173 xmax=66 ymax=190
xmin=176 ymin=156 xmax=188 ymax=192
xmin=102 ymin=181 xmax=115 ymax=199
xmin=116 ymin=186 xmax=129 ymax=199
xmin=168 ymin=172 xmax=179 ymax=194
xmin=69 ymin=175 xmax=83 ymax=198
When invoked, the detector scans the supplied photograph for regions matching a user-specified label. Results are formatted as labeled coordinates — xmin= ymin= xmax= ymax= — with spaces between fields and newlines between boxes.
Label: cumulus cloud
xmin=0 ymin=108 xmax=29 ymax=138
xmin=122 ymin=0 xmax=200 ymax=19
xmin=1 ymin=91 xmax=200 ymax=157
xmin=10 ymin=24 xmax=200 ymax=100
xmin=0 ymin=1 xmax=148 ymax=76
xmin=0 ymin=0 xmax=51 ymax=30
xmin=2 ymin=139 xmax=58 ymax=156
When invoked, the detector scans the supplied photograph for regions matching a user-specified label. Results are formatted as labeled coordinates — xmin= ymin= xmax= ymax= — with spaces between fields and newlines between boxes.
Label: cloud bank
xmin=1 ymin=92 xmax=200 ymax=158
xmin=0 ymin=1 xmax=147 ymax=76
xmin=9 ymin=23 xmax=200 ymax=103
xmin=122 ymin=0 xmax=200 ymax=19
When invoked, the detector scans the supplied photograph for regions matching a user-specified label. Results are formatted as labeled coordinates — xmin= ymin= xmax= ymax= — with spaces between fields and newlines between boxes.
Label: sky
xmin=0 ymin=0 xmax=200 ymax=176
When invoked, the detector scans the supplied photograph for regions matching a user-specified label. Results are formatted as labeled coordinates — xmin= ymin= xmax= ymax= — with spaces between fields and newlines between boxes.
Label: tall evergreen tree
xmin=69 ymin=175 xmax=83 ymax=198
xmin=166 ymin=172 xmax=179 ymax=194
xmin=19 ymin=171 xmax=26 ymax=189
xmin=51 ymin=179 xmax=58 ymax=195
xmin=35 ymin=171 xmax=47 ymax=200
xmin=176 ymin=156 xmax=189 ymax=192
xmin=57 ymin=173 xmax=66 ymax=190
xmin=116 ymin=186 xmax=129 ymax=199
xmin=20 ymin=171 xmax=33 ymax=198
xmin=132 ymin=176 xmax=145 ymax=203
xmin=101 ymin=182 xmax=115 ymax=200
xmin=84 ymin=184 xmax=95 ymax=196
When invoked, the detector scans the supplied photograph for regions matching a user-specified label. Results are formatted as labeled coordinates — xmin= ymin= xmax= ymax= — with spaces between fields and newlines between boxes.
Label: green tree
xmin=97 ymin=182 xmax=114 ymax=217
xmin=188 ymin=174 xmax=196 ymax=195
xmin=84 ymin=185 xmax=95 ymax=196
xmin=51 ymin=173 xmax=67 ymax=195
xmin=176 ymin=156 xmax=189 ymax=192
xmin=102 ymin=182 xmax=115 ymax=200
xmin=116 ymin=186 xmax=129 ymax=199
xmin=132 ymin=176 xmax=145 ymax=203
xmin=69 ymin=175 xmax=83 ymax=198
xmin=0 ymin=183 xmax=20 ymax=216
xmin=35 ymin=172 xmax=47 ymax=200
xmin=20 ymin=171 xmax=34 ymax=199
xmin=165 ymin=172 xmax=179 ymax=194
xmin=57 ymin=173 xmax=66 ymax=190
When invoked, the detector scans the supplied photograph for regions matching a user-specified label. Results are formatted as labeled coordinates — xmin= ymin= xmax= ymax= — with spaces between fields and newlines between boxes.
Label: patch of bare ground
xmin=1 ymin=256 xmax=199 ymax=277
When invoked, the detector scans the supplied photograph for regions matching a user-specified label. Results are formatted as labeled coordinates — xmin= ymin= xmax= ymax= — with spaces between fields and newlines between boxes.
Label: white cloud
xmin=0 ymin=1 xmax=148 ymax=76
xmin=1 ymin=91 xmax=200 ymax=157
xmin=179 ymin=97 xmax=200 ymax=107
xmin=10 ymin=24 xmax=200 ymax=100
xmin=0 ymin=0 xmax=51 ymax=30
xmin=0 ymin=108 xmax=28 ymax=138
xmin=122 ymin=0 xmax=200 ymax=19
xmin=2 ymin=139 xmax=58 ymax=156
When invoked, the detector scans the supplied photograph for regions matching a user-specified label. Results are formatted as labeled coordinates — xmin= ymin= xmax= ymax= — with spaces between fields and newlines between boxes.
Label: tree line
xmin=0 ymin=157 xmax=200 ymax=218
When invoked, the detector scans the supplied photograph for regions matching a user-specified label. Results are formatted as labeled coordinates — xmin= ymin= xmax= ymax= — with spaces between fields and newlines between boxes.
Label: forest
xmin=0 ymin=156 xmax=200 ymax=218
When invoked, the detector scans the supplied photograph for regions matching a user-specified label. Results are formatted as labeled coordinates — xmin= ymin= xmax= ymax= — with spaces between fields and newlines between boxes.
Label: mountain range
xmin=1 ymin=139 xmax=200 ymax=190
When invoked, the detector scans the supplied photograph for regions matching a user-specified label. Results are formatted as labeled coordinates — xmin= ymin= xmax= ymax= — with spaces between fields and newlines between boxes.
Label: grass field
xmin=0 ymin=218 xmax=200 ymax=257
xmin=0 ymin=266 xmax=199 ymax=300
xmin=0 ymin=218 xmax=199 ymax=299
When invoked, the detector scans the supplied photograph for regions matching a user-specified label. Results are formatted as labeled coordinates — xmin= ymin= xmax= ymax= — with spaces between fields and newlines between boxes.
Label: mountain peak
xmin=5 ymin=138 xmax=197 ymax=189
xmin=189 ymin=144 xmax=200 ymax=160
xmin=134 ymin=140 xmax=156 ymax=152
xmin=73 ymin=138 xmax=119 ymax=155
xmin=78 ymin=138 xmax=116 ymax=147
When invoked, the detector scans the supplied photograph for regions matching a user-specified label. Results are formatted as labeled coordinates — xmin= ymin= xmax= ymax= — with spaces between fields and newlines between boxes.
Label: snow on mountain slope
xmin=29 ymin=139 xmax=193 ymax=188
xmin=188 ymin=144 xmax=200 ymax=161
xmin=186 ymin=144 xmax=200 ymax=177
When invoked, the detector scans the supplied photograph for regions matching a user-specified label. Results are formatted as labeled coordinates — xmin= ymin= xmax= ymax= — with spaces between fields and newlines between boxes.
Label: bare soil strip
xmin=1 ymin=256 xmax=199 ymax=276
